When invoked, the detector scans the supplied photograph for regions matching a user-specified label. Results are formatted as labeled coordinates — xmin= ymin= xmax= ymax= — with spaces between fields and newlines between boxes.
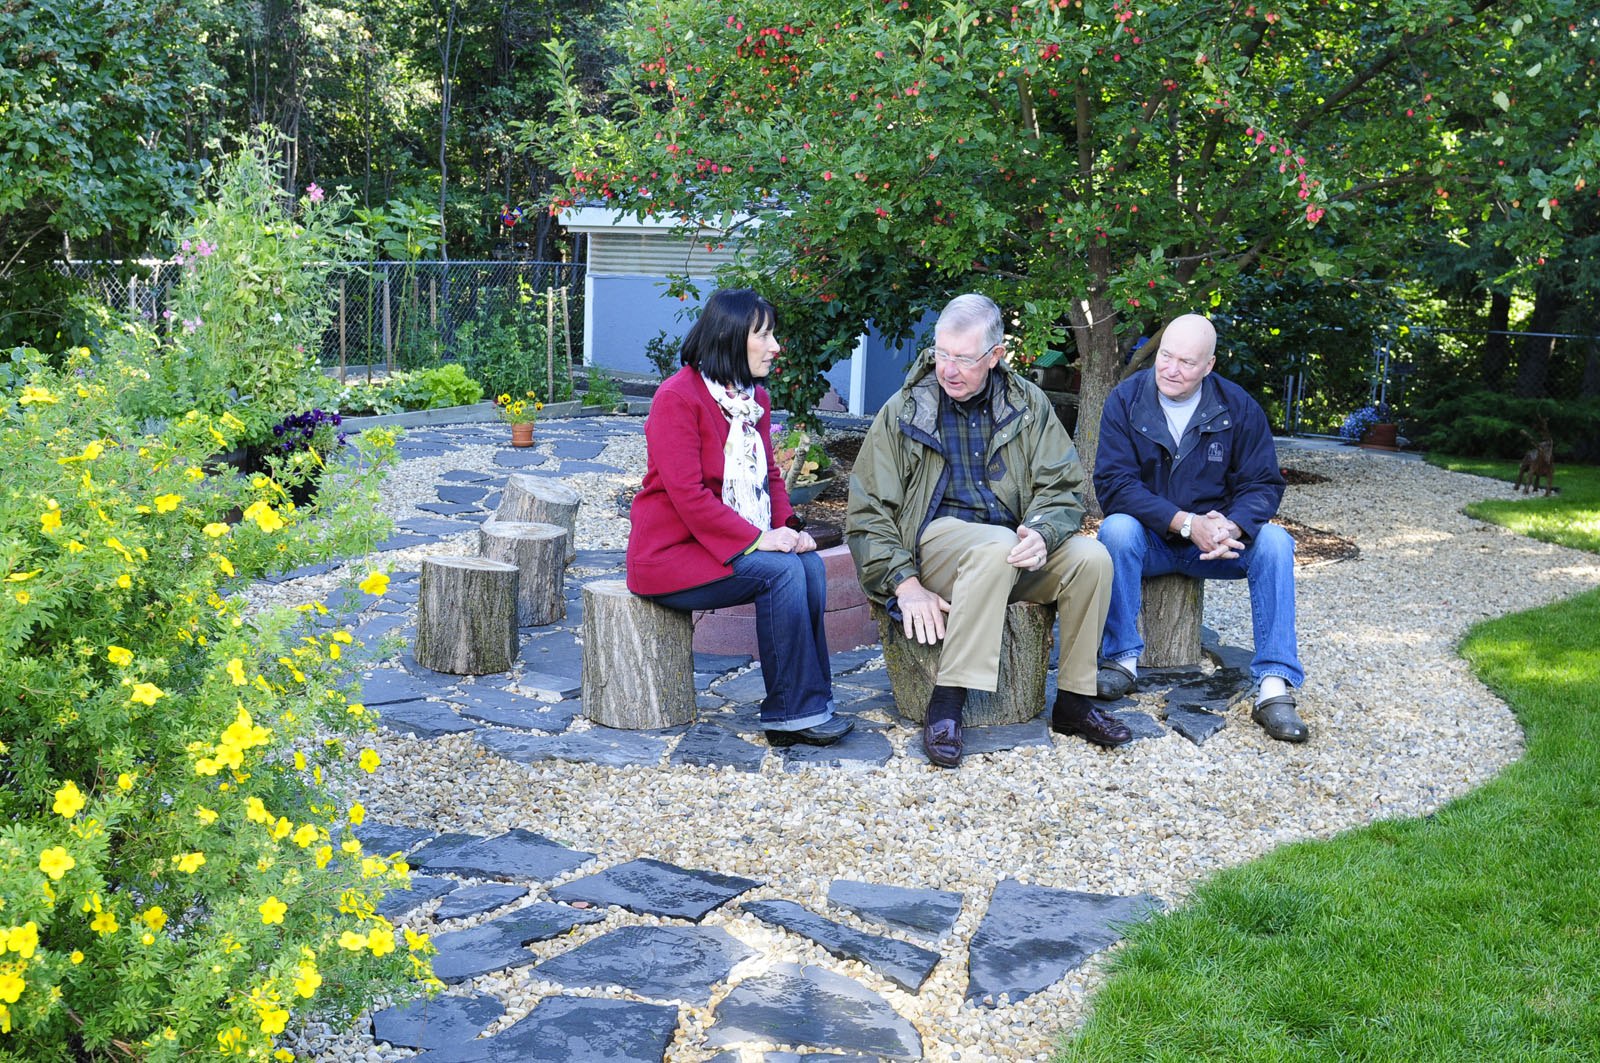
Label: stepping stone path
xmin=274 ymin=417 xmax=1260 ymax=1058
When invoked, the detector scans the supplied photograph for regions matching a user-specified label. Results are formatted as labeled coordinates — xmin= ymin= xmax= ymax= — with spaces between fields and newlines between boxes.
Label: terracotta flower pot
xmin=510 ymin=422 xmax=535 ymax=447
xmin=1360 ymin=423 xmax=1399 ymax=450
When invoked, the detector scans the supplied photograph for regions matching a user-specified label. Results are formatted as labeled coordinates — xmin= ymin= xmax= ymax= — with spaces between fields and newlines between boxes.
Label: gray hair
xmin=935 ymin=293 xmax=1004 ymax=351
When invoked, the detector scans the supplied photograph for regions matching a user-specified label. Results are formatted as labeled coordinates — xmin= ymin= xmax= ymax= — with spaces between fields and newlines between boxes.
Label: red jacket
xmin=626 ymin=366 xmax=796 ymax=595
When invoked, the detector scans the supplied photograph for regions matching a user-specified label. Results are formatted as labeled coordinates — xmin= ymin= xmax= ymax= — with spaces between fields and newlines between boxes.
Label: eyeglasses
xmin=926 ymin=344 xmax=999 ymax=370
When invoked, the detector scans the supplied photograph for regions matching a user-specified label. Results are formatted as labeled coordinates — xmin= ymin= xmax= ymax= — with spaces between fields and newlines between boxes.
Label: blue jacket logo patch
xmin=1207 ymin=441 xmax=1225 ymax=463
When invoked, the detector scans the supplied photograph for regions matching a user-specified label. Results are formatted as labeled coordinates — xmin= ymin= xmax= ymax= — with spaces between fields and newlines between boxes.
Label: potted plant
xmin=1339 ymin=402 xmax=1399 ymax=449
xmin=257 ymin=408 xmax=347 ymax=506
xmin=772 ymin=423 xmax=834 ymax=504
xmin=496 ymin=391 xmax=542 ymax=446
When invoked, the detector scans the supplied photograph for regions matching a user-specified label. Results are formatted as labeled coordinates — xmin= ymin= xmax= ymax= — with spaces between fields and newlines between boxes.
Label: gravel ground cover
xmin=279 ymin=424 xmax=1600 ymax=1062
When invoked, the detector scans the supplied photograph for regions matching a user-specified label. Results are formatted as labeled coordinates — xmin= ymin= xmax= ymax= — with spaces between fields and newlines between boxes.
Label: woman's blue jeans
xmin=645 ymin=549 xmax=835 ymax=730
xmin=1097 ymin=512 xmax=1304 ymax=688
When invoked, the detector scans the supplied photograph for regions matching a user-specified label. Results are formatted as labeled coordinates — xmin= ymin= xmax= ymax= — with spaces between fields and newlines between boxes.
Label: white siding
xmin=588 ymin=232 xmax=739 ymax=278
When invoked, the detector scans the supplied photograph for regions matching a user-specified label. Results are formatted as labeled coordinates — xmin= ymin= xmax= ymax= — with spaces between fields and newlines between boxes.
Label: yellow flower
xmin=347 ymin=802 xmax=365 ymax=825
xmin=39 ymin=846 xmax=75 ymax=880
xmin=359 ymin=748 xmax=381 ymax=773
xmin=0 ymin=971 xmax=23 ymax=1004
xmin=368 ymin=930 xmax=395 ymax=957
xmin=70 ymin=951 xmax=84 ymax=965
xmin=5 ymin=922 xmax=39 ymax=959
xmin=186 ymin=466 xmax=206 ymax=482
xmin=91 ymin=910 xmax=119 ymax=936
xmin=337 ymin=930 xmax=367 ymax=951
xmin=226 ymin=659 xmax=247 ymax=685
xmin=117 ymin=773 xmax=134 ymax=791
xmin=41 ymin=509 xmax=61 ymax=533
xmin=242 ymin=500 xmax=284 ymax=533
xmin=52 ymin=780 xmax=86 ymax=819
xmin=403 ymin=927 xmax=430 ymax=952
xmin=293 ymin=751 xmax=307 ymax=771
xmin=217 ymin=556 xmax=235 ymax=577
xmin=174 ymin=851 xmax=206 ymax=874
xmin=194 ymin=805 xmax=218 ymax=825
xmin=154 ymin=494 xmax=182 ymax=513
xmin=314 ymin=845 xmax=333 ymax=869
xmin=203 ymin=522 xmax=230 ymax=538
xmin=218 ymin=1026 xmax=247 ymax=1053
xmin=292 ymin=824 xmax=318 ymax=848
xmin=142 ymin=907 xmax=168 ymax=931
xmin=272 ymin=816 xmax=291 ymax=840
xmin=19 ymin=385 xmax=58 ymax=405
xmin=275 ymin=1050 xmax=295 ymax=1062
xmin=4 ymin=569 xmax=40 ymax=582
xmin=259 ymin=1004 xmax=290 ymax=1036
xmin=129 ymin=682 xmax=165 ymax=706
xmin=14 ymin=591 xmax=28 ymax=605
xmin=116 ymin=573 xmax=132 ymax=589
xmin=258 ymin=896 xmax=287 ymax=925
xmin=358 ymin=570 xmax=389 ymax=596
xmin=292 ymin=962 xmax=322 ymax=999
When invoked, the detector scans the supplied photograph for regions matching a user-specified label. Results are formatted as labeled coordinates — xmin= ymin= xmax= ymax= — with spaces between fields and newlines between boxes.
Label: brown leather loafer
xmin=923 ymin=718 xmax=963 ymax=768
xmin=1052 ymin=693 xmax=1133 ymax=747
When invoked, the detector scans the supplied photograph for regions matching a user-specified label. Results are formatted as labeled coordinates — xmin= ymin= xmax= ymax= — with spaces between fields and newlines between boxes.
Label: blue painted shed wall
xmin=588 ymin=275 xmax=703 ymax=376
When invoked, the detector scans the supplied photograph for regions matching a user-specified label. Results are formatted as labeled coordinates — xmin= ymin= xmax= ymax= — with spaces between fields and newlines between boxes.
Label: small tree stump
xmin=1139 ymin=574 xmax=1204 ymax=668
xmin=496 ymin=475 xmax=580 ymax=563
xmin=478 ymin=520 xmax=567 ymax=627
xmin=874 ymin=601 xmax=1055 ymax=726
xmin=414 ymin=556 xmax=519 ymax=675
xmin=581 ymin=579 xmax=695 ymax=729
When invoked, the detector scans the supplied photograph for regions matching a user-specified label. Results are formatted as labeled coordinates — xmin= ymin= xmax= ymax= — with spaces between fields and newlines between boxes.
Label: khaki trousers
xmin=916 ymin=517 xmax=1112 ymax=695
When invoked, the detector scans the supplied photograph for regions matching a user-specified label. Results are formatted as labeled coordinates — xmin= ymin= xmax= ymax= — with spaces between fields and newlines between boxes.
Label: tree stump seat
xmin=580 ymin=579 xmax=696 ymax=730
xmin=1139 ymin=573 xmax=1204 ymax=668
xmin=478 ymin=519 xmax=567 ymax=627
xmin=874 ymin=600 xmax=1055 ymax=727
xmin=497 ymin=475 xmax=580 ymax=564
xmin=414 ymin=555 xmax=519 ymax=675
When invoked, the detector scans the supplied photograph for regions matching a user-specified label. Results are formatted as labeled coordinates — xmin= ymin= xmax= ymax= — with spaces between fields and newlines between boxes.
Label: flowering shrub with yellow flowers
xmin=0 ymin=348 xmax=432 ymax=1060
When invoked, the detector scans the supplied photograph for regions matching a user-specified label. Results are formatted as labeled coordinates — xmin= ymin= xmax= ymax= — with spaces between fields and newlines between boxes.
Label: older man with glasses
xmin=847 ymin=293 xmax=1125 ymax=768
xmin=1092 ymin=313 xmax=1307 ymax=742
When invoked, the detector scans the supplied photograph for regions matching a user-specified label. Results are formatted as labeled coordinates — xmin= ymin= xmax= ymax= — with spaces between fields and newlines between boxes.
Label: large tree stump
xmin=581 ymin=579 xmax=695 ymax=729
xmin=1139 ymin=574 xmax=1204 ymax=668
xmin=414 ymin=556 xmax=519 ymax=675
xmin=875 ymin=601 xmax=1055 ymax=726
xmin=496 ymin=475 xmax=580 ymax=564
xmin=478 ymin=520 xmax=567 ymax=627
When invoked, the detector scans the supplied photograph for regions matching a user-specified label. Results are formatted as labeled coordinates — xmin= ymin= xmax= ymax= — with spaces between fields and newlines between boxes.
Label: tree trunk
xmin=1481 ymin=290 xmax=1511 ymax=388
xmin=580 ymin=579 xmax=696 ymax=729
xmin=1139 ymin=574 xmax=1205 ymax=668
xmin=496 ymin=475 xmax=580 ymax=563
xmin=1067 ymin=293 xmax=1125 ymax=516
xmin=1514 ymin=281 xmax=1562 ymax=398
xmin=874 ymin=601 xmax=1054 ymax=727
xmin=414 ymin=556 xmax=519 ymax=675
xmin=478 ymin=520 xmax=567 ymax=627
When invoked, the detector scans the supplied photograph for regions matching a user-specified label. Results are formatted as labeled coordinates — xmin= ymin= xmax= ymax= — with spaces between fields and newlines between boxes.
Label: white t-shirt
xmin=1159 ymin=390 xmax=1202 ymax=450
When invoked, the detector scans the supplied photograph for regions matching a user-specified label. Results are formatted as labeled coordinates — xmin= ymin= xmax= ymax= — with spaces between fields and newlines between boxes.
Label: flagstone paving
xmin=285 ymin=418 xmax=1268 ymax=1060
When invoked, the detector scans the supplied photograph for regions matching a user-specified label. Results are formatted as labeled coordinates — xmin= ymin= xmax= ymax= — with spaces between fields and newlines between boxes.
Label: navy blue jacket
xmin=1094 ymin=369 xmax=1285 ymax=541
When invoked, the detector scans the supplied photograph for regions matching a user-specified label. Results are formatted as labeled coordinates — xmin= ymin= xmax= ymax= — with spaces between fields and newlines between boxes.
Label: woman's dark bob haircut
xmin=680 ymin=288 xmax=776 ymax=389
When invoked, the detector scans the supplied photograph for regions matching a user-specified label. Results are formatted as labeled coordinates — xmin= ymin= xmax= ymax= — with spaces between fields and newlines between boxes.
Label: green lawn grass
xmin=1056 ymin=586 xmax=1600 ymax=1060
xmin=1428 ymin=454 xmax=1600 ymax=555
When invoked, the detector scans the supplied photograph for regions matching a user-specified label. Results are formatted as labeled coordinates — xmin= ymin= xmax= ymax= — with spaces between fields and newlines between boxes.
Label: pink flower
xmin=307 ymin=182 xmax=324 ymax=203
xmin=196 ymin=239 xmax=215 ymax=257
xmin=182 ymin=316 xmax=202 ymax=334
xmin=181 ymin=239 xmax=192 ymax=253
xmin=162 ymin=309 xmax=176 ymax=321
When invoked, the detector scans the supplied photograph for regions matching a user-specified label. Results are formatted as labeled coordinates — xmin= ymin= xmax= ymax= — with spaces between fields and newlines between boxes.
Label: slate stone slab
xmin=440 ymin=470 xmax=495 ymax=484
xmin=399 ymin=516 xmax=477 ymax=537
xmin=670 ymin=722 xmax=769 ymax=772
xmin=361 ymin=669 xmax=437 ymax=706
xmin=377 ymin=699 xmax=478 ymax=739
xmin=371 ymin=992 xmax=505 ymax=1049
xmin=437 ymin=485 xmax=489 ymax=504
xmin=519 ymin=630 xmax=584 ymax=674
xmin=712 ymin=668 xmax=771 ymax=705
xmin=1163 ymin=705 xmax=1227 ymax=745
xmin=830 ymin=647 xmax=886 ymax=675
xmin=476 ymin=728 xmax=669 ymax=769
xmin=375 ymin=532 xmax=438 ymax=552
xmin=966 ymin=878 xmax=1162 ymax=1006
xmin=693 ymin=651 xmax=754 ymax=675
xmin=832 ymin=667 xmax=894 ymax=692
xmin=427 ymin=904 xmax=606 ymax=983
xmin=534 ymin=925 xmax=756 ymax=1005
xmin=413 ymin=996 xmax=678 ymax=1062
xmin=904 ymin=719 xmax=1051 ymax=762
xmin=410 ymin=828 xmax=597 ymax=883
xmin=1203 ymin=639 xmax=1255 ymax=674
xmin=376 ymin=875 xmax=459 ymax=920
xmin=547 ymin=439 xmax=607 ymax=460
xmin=451 ymin=688 xmax=581 ymax=732
xmin=1165 ymin=667 xmax=1251 ymax=713
xmin=573 ymin=548 xmax=626 ymax=570
xmin=416 ymin=502 xmax=484 ymax=517
xmin=741 ymin=899 xmax=941 ymax=992
xmin=355 ymin=822 xmax=436 ymax=857
xmin=493 ymin=450 xmax=548 ymax=468
xmin=1134 ymin=666 xmax=1205 ymax=693
xmin=1112 ymin=710 xmax=1167 ymax=742
xmin=354 ymin=613 xmax=412 ymax=643
xmin=707 ymin=962 xmax=922 ymax=1061
xmin=515 ymin=671 xmax=583 ymax=701
xmin=549 ymin=857 xmax=761 ymax=921
xmin=780 ymin=730 xmax=893 ymax=771
xmin=827 ymin=880 xmax=964 ymax=942
xmin=433 ymin=883 xmax=528 ymax=921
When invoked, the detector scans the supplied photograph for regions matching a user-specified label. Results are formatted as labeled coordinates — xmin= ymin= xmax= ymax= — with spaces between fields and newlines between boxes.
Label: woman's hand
xmin=756 ymin=527 xmax=816 ymax=553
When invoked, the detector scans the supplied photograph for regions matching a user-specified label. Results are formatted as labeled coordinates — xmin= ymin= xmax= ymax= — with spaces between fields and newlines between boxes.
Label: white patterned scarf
xmin=701 ymin=372 xmax=771 ymax=530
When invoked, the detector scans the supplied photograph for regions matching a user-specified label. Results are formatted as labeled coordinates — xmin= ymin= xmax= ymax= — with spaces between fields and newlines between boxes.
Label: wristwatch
xmin=1179 ymin=513 xmax=1194 ymax=540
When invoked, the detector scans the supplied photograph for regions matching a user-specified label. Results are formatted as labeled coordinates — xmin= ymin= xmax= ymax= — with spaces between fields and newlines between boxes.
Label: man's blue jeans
xmin=1097 ymin=512 xmax=1304 ymax=688
xmin=645 ymin=549 xmax=834 ymax=730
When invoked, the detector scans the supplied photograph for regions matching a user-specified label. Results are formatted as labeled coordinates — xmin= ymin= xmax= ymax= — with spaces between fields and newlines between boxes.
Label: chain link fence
xmin=62 ymin=258 xmax=585 ymax=379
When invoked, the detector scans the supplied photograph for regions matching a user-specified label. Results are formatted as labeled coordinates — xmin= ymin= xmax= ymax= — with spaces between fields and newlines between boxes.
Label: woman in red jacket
xmin=626 ymin=289 xmax=851 ymax=747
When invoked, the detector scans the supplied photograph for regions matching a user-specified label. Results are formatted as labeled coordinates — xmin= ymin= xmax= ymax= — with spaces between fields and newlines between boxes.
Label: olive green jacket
xmin=845 ymin=351 xmax=1088 ymax=603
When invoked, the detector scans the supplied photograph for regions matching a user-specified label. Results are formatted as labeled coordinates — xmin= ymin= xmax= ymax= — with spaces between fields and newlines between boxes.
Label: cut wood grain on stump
xmin=1140 ymin=573 xmax=1204 ymax=668
xmin=478 ymin=519 xmax=567 ymax=627
xmin=581 ymin=579 xmax=695 ymax=730
xmin=414 ymin=556 xmax=519 ymax=675
xmin=496 ymin=475 xmax=580 ymax=563
xmin=875 ymin=600 xmax=1055 ymax=727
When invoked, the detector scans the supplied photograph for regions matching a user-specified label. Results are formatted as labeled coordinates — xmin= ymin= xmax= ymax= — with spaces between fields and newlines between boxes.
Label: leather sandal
xmin=1251 ymin=693 xmax=1309 ymax=743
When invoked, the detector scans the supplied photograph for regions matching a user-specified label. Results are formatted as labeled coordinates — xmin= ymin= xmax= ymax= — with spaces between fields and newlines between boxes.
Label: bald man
xmin=1091 ymin=314 xmax=1307 ymax=742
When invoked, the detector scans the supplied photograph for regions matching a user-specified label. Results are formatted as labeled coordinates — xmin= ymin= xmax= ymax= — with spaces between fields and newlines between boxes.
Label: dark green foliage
xmin=1408 ymin=389 xmax=1600 ymax=462
xmin=643 ymin=330 xmax=682 ymax=380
